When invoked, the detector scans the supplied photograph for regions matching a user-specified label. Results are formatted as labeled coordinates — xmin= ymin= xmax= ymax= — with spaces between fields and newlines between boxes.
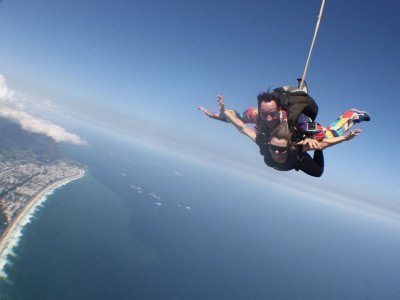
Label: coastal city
xmin=0 ymin=160 xmax=84 ymax=227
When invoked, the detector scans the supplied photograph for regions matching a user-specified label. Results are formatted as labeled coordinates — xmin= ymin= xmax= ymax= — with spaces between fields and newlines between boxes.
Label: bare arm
xmin=218 ymin=95 xmax=257 ymax=142
xmin=319 ymin=129 xmax=362 ymax=150
xmin=300 ymin=129 xmax=362 ymax=151
xmin=197 ymin=106 xmax=220 ymax=120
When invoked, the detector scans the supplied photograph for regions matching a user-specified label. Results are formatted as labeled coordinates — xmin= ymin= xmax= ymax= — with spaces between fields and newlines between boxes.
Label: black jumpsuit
xmin=256 ymin=134 xmax=324 ymax=177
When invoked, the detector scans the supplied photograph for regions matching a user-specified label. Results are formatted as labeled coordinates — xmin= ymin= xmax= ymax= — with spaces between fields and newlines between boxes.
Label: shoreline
xmin=0 ymin=169 xmax=86 ymax=277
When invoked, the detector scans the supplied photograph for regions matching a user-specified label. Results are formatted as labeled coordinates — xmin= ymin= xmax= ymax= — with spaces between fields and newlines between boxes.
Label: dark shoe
xmin=350 ymin=109 xmax=371 ymax=122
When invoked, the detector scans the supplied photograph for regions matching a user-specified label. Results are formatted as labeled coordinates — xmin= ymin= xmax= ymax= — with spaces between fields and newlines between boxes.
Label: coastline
xmin=0 ymin=168 xmax=86 ymax=278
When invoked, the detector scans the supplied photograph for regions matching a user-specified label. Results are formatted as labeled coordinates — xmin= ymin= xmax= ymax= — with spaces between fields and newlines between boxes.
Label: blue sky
xmin=0 ymin=0 xmax=399 ymax=209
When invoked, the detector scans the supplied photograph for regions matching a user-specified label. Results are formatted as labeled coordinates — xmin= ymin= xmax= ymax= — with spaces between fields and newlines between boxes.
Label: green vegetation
xmin=0 ymin=117 xmax=62 ymax=163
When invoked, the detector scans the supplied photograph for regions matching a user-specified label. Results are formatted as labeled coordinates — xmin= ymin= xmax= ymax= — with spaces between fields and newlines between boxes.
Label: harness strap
xmin=299 ymin=0 xmax=326 ymax=90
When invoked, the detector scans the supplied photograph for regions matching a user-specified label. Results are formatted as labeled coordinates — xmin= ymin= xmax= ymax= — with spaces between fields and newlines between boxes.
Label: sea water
xmin=0 ymin=175 xmax=83 ymax=279
xmin=1 ymin=132 xmax=400 ymax=299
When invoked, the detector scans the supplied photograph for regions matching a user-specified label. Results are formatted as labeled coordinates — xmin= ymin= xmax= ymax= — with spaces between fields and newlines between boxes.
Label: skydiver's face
xmin=269 ymin=137 xmax=289 ymax=164
xmin=260 ymin=101 xmax=279 ymax=128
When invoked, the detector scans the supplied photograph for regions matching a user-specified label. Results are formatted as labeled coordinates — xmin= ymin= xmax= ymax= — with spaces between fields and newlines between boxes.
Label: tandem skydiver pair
xmin=198 ymin=82 xmax=370 ymax=177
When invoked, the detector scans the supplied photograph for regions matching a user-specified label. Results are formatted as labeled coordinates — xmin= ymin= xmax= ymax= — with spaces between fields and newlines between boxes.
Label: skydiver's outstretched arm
xmin=197 ymin=106 xmax=221 ymax=120
xmin=218 ymin=95 xmax=257 ymax=142
xmin=318 ymin=129 xmax=361 ymax=150
xmin=299 ymin=129 xmax=362 ymax=151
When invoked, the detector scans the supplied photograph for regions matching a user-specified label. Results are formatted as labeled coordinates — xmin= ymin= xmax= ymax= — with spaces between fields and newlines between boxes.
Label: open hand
xmin=345 ymin=129 xmax=362 ymax=141
xmin=297 ymin=138 xmax=322 ymax=150
xmin=217 ymin=95 xmax=225 ymax=113
xmin=197 ymin=106 xmax=208 ymax=113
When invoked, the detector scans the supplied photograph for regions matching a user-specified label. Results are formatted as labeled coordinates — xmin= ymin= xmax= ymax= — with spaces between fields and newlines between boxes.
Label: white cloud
xmin=42 ymin=99 xmax=52 ymax=107
xmin=0 ymin=74 xmax=16 ymax=101
xmin=0 ymin=74 xmax=86 ymax=145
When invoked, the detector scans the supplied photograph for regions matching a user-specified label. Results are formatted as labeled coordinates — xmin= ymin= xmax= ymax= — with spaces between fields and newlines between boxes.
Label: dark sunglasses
xmin=261 ymin=111 xmax=278 ymax=118
xmin=268 ymin=144 xmax=288 ymax=153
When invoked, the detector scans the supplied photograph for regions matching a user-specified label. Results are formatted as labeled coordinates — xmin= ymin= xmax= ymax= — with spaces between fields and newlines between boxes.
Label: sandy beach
xmin=0 ymin=169 xmax=85 ymax=277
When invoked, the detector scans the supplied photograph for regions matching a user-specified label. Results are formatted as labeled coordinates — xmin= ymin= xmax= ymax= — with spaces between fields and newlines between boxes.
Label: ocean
xmin=1 ymin=131 xmax=400 ymax=299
